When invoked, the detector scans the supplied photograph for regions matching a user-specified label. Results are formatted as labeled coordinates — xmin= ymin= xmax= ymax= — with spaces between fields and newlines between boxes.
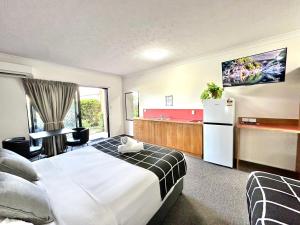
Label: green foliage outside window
xmin=80 ymin=99 xmax=104 ymax=132
xmin=133 ymin=107 xmax=139 ymax=118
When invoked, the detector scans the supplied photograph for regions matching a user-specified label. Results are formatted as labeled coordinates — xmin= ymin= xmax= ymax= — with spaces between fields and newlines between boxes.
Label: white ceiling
xmin=0 ymin=0 xmax=300 ymax=76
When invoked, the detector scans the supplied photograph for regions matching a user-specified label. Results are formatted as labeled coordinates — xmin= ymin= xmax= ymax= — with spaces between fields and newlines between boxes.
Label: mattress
xmin=92 ymin=136 xmax=187 ymax=200
xmin=246 ymin=171 xmax=300 ymax=225
xmin=33 ymin=146 xmax=162 ymax=225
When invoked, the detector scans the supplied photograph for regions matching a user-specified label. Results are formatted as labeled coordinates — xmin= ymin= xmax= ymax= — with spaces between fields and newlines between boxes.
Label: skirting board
xmin=238 ymin=160 xmax=298 ymax=179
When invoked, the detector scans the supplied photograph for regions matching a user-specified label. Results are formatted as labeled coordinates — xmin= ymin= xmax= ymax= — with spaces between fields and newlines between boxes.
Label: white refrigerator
xmin=203 ymin=98 xmax=235 ymax=168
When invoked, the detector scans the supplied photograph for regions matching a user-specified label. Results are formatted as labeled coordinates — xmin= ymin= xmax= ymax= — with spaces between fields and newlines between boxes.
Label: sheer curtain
xmin=23 ymin=79 xmax=78 ymax=156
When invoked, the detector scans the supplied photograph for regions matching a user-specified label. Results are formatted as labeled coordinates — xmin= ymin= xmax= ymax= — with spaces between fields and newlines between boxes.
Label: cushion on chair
xmin=2 ymin=138 xmax=42 ymax=160
xmin=0 ymin=172 xmax=53 ymax=224
xmin=79 ymin=129 xmax=89 ymax=145
xmin=246 ymin=171 xmax=300 ymax=225
xmin=9 ymin=137 xmax=26 ymax=141
xmin=0 ymin=148 xmax=39 ymax=181
xmin=2 ymin=138 xmax=30 ymax=158
xmin=72 ymin=127 xmax=85 ymax=140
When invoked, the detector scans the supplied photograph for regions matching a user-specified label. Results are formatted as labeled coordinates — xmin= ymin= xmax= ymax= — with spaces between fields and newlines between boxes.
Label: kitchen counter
xmin=134 ymin=118 xmax=203 ymax=157
xmin=134 ymin=117 xmax=203 ymax=125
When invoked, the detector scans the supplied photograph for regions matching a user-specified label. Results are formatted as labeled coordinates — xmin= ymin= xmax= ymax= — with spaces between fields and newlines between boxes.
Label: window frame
xmin=125 ymin=91 xmax=139 ymax=121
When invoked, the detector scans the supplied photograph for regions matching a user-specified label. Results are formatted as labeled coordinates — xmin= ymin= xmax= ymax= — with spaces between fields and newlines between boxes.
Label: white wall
xmin=123 ymin=30 xmax=300 ymax=171
xmin=0 ymin=77 xmax=29 ymax=141
xmin=0 ymin=53 xmax=124 ymax=143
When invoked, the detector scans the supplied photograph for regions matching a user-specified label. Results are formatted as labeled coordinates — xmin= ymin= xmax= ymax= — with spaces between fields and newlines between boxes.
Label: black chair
xmin=2 ymin=137 xmax=43 ymax=159
xmin=66 ymin=128 xmax=89 ymax=149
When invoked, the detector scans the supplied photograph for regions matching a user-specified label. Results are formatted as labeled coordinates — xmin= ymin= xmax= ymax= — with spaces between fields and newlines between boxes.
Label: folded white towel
xmin=120 ymin=136 xmax=137 ymax=146
xmin=118 ymin=142 xmax=144 ymax=154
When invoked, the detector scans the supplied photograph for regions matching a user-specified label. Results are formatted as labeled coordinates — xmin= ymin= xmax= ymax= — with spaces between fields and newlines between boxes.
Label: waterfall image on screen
xmin=222 ymin=48 xmax=287 ymax=87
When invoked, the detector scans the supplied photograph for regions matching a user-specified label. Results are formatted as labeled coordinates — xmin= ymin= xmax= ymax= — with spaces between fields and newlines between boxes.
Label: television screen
xmin=222 ymin=48 xmax=287 ymax=87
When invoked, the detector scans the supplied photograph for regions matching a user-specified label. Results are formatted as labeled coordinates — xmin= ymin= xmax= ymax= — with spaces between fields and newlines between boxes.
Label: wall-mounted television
xmin=222 ymin=48 xmax=287 ymax=87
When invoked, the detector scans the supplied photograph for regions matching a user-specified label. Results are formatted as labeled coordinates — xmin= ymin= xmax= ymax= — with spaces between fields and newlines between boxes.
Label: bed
xmin=246 ymin=171 xmax=300 ymax=225
xmin=33 ymin=136 xmax=187 ymax=225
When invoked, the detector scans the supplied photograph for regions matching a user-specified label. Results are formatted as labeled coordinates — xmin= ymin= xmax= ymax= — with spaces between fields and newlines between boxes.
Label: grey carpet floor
xmin=162 ymin=155 xmax=250 ymax=225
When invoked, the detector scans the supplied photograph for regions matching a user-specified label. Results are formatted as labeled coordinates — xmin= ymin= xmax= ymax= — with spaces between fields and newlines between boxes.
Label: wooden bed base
xmin=147 ymin=178 xmax=184 ymax=225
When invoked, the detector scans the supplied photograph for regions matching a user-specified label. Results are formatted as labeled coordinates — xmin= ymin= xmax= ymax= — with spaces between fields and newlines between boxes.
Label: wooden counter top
xmin=236 ymin=118 xmax=300 ymax=134
xmin=236 ymin=123 xmax=300 ymax=134
xmin=134 ymin=117 xmax=203 ymax=125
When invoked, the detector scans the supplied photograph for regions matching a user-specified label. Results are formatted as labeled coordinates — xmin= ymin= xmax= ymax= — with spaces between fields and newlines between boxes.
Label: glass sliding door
xmin=26 ymin=87 xmax=110 ymax=143
xmin=63 ymin=96 xmax=80 ymax=129
xmin=79 ymin=87 xmax=109 ymax=140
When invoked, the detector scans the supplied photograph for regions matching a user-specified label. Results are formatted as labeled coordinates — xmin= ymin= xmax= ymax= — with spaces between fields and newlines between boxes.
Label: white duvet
xmin=33 ymin=146 xmax=162 ymax=225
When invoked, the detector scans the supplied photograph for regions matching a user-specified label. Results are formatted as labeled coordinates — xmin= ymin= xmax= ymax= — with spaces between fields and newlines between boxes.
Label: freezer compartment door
xmin=203 ymin=124 xmax=234 ymax=168
xmin=203 ymin=99 xmax=235 ymax=124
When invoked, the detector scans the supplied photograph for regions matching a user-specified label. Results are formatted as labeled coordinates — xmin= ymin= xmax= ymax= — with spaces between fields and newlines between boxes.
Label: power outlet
xmin=191 ymin=110 xmax=195 ymax=115
xmin=241 ymin=118 xmax=250 ymax=123
xmin=241 ymin=117 xmax=257 ymax=124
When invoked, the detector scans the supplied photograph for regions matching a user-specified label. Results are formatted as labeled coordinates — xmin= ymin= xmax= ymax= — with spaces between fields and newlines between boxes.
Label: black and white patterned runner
xmin=92 ymin=136 xmax=187 ymax=200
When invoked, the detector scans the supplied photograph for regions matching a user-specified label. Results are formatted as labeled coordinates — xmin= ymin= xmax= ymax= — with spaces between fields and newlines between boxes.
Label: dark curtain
xmin=23 ymin=79 xmax=78 ymax=156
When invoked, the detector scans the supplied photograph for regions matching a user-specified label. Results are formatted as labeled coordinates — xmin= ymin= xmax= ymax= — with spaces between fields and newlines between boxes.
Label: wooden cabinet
xmin=134 ymin=119 xmax=203 ymax=157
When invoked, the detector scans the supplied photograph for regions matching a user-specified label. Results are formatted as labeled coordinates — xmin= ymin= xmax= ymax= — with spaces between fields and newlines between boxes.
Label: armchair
xmin=2 ymin=137 xmax=43 ymax=159
xmin=66 ymin=128 xmax=90 ymax=149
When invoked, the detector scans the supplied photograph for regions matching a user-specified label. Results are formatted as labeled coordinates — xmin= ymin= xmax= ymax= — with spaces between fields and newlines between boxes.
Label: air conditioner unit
xmin=0 ymin=61 xmax=33 ymax=78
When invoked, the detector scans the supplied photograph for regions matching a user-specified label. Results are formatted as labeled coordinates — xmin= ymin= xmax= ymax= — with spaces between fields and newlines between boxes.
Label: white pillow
xmin=0 ymin=172 xmax=53 ymax=224
xmin=0 ymin=218 xmax=33 ymax=225
xmin=0 ymin=148 xmax=39 ymax=181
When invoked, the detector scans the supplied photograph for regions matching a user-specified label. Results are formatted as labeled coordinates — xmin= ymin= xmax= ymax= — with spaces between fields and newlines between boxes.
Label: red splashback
xmin=143 ymin=109 xmax=203 ymax=121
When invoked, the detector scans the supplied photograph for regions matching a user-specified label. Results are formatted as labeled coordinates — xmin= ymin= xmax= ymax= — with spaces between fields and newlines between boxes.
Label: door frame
xmin=77 ymin=86 xmax=110 ymax=138
xmin=104 ymin=88 xmax=110 ymax=137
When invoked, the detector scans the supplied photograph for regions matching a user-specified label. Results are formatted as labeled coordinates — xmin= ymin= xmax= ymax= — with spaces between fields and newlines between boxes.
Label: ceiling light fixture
xmin=142 ymin=48 xmax=169 ymax=61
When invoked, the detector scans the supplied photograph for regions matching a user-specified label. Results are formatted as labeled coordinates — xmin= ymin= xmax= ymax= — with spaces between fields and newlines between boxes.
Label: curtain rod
xmin=0 ymin=73 xmax=111 ymax=89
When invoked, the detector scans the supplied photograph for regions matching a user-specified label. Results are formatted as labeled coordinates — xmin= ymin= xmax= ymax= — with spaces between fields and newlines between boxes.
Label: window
xmin=26 ymin=94 xmax=80 ymax=133
xmin=26 ymin=87 xmax=110 ymax=141
xmin=78 ymin=87 xmax=109 ymax=139
xmin=125 ymin=92 xmax=139 ymax=120
xmin=26 ymin=96 xmax=44 ymax=134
